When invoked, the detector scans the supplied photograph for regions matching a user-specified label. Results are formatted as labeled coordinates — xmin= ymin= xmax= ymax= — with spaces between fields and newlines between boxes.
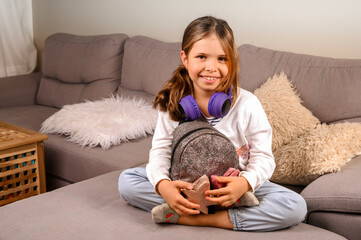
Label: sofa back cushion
xmin=37 ymin=33 xmax=128 ymax=108
xmin=238 ymin=44 xmax=361 ymax=123
xmin=118 ymin=36 xmax=181 ymax=97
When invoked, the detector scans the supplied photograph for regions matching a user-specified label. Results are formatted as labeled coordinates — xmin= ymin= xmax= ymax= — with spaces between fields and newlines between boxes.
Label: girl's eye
xmin=197 ymin=55 xmax=206 ymax=60
xmin=218 ymin=57 xmax=227 ymax=62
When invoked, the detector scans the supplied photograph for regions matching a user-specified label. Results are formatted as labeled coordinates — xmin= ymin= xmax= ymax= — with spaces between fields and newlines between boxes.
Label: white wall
xmin=32 ymin=0 xmax=361 ymax=63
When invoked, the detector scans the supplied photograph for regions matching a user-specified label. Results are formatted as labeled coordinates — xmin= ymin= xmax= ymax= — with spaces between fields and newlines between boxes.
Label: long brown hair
xmin=154 ymin=16 xmax=240 ymax=121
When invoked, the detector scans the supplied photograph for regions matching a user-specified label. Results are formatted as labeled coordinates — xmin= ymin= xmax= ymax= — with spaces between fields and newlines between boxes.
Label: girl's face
xmin=180 ymin=34 xmax=229 ymax=97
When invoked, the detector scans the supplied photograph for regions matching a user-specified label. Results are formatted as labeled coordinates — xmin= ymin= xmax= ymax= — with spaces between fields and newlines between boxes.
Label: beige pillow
xmin=254 ymin=72 xmax=320 ymax=152
xmin=271 ymin=123 xmax=361 ymax=185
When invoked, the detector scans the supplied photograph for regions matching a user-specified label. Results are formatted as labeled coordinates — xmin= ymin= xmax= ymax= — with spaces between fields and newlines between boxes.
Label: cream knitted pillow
xmin=271 ymin=123 xmax=361 ymax=185
xmin=254 ymin=72 xmax=320 ymax=152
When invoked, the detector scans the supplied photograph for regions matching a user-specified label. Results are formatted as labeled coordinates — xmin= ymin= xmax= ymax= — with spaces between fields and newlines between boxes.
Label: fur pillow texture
xmin=254 ymin=72 xmax=320 ymax=152
xmin=255 ymin=72 xmax=361 ymax=185
xmin=40 ymin=95 xmax=158 ymax=149
xmin=271 ymin=123 xmax=361 ymax=185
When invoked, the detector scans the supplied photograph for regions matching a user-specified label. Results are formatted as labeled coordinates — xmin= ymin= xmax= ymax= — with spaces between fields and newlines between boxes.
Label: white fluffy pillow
xmin=40 ymin=95 xmax=158 ymax=149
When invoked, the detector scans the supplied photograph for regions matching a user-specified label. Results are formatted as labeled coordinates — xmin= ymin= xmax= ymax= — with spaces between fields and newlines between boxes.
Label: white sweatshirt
xmin=146 ymin=88 xmax=275 ymax=193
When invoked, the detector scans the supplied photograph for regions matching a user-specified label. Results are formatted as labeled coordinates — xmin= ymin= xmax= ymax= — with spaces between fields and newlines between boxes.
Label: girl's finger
xmin=220 ymin=200 xmax=234 ymax=207
xmin=174 ymin=180 xmax=193 ymax=190
xmin=180 ymin=197 xmax=201 ymax=210
xmin=205 ymin=187 xmax=230 ymax=197
xmin=179 ymin=205 xmax=201 ymax=215
xmin=205 ymin=194 xmax=228 ymax=204
xmin=206 ymin=195 xmax=234 ymax=207
xmin=171 ymin=193 xmax=200 ymax=215
xmin=214 ymin=176 xmax=231 ymax=183
xmin=175 ymin=199 xmax=200 ymax=215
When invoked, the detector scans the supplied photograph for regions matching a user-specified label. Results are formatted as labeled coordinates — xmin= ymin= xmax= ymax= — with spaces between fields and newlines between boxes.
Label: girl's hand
xmin=205 ymin=176 xmax=251 ymax=207
xmin=157 ymin=179 xmax=201 ymax=216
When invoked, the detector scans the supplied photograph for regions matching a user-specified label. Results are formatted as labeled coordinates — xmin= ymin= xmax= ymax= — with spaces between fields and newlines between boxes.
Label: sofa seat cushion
xmin=44 ymin=134 xmax=152 ymax=184
xmin=301 ymin=155 xmax=361 ymax=214
xmin=307 ymin=211 xmax=361 ymax=240
xmin=0 ymin=105 xmax=58 ymax=132
xmin=0 ymin=105 xmax=153 ymax=187
xmin=238 ymin=44 xmax=361 ymax=123
xmin=37 ymin=33 xmax=129 ymax=108
xmin=0 ymin=171 xmax=346 ymax=240
xmin=0 ymin=105 xmax=151 ymax=186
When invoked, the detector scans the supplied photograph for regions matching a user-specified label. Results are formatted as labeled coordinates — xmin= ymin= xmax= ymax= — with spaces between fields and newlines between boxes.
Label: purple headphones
xmin=179 ymin=88 xmax=232 ymax=121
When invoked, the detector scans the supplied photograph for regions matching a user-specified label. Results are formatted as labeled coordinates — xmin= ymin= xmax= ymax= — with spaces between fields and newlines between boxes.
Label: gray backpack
xmin=170 ymin=119 xmax=239 ymax=183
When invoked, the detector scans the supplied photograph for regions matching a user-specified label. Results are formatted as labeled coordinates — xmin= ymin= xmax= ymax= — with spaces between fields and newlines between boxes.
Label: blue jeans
xmin=118 ymin=167 xmax=307 ymax=231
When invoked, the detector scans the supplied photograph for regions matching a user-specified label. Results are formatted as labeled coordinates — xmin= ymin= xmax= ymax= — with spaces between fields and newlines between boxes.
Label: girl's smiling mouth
xmin=200 ymin=75 xmax=221 ymax=83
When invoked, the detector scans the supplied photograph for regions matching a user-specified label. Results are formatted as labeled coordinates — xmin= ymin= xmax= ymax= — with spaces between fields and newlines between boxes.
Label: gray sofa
xmin=0 ymin=33 xmax=360 ymax=240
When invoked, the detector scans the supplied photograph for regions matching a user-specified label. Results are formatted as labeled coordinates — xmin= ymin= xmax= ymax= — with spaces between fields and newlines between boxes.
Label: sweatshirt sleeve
xmin=240 ymin=95 xmax=275 ymax=191
xmin=146 ymin=110 xmax=178 ymax=193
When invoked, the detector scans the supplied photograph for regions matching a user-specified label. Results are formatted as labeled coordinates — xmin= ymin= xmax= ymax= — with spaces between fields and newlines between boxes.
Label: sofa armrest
xmin=301 ymin=155 xmax=361 ymax=215
xmin=0 ymin=72 xmax=42 ymax=108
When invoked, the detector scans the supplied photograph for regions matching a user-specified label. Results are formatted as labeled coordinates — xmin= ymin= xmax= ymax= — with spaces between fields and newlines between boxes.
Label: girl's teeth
xmin=203 ymin=76 xmax=218 ymax=80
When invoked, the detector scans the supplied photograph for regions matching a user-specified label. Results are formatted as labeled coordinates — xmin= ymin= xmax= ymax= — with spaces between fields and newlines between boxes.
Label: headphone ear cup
xmin=179 ymin=95 xmax=201 ymax=121
xmin=208 ymin=92 xmax=232 ymax=118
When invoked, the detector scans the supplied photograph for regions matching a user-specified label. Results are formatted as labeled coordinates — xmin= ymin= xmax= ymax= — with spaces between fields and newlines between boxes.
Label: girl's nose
xmin=205 ymin=60 xmax=217 ymax=72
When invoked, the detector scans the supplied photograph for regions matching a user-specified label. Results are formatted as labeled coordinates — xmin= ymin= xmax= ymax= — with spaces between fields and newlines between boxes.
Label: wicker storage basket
xmin=0 ymin=121 xmax=47 ymax=206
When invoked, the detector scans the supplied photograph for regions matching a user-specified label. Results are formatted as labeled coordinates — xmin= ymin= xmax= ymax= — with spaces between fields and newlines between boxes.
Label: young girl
xmin=118 ymin=16 xmax=307 ymax=231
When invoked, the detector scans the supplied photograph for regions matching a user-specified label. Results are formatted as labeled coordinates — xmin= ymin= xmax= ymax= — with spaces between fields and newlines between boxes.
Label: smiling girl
xmin=118 ymin=16 xmax=307 ymax=231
